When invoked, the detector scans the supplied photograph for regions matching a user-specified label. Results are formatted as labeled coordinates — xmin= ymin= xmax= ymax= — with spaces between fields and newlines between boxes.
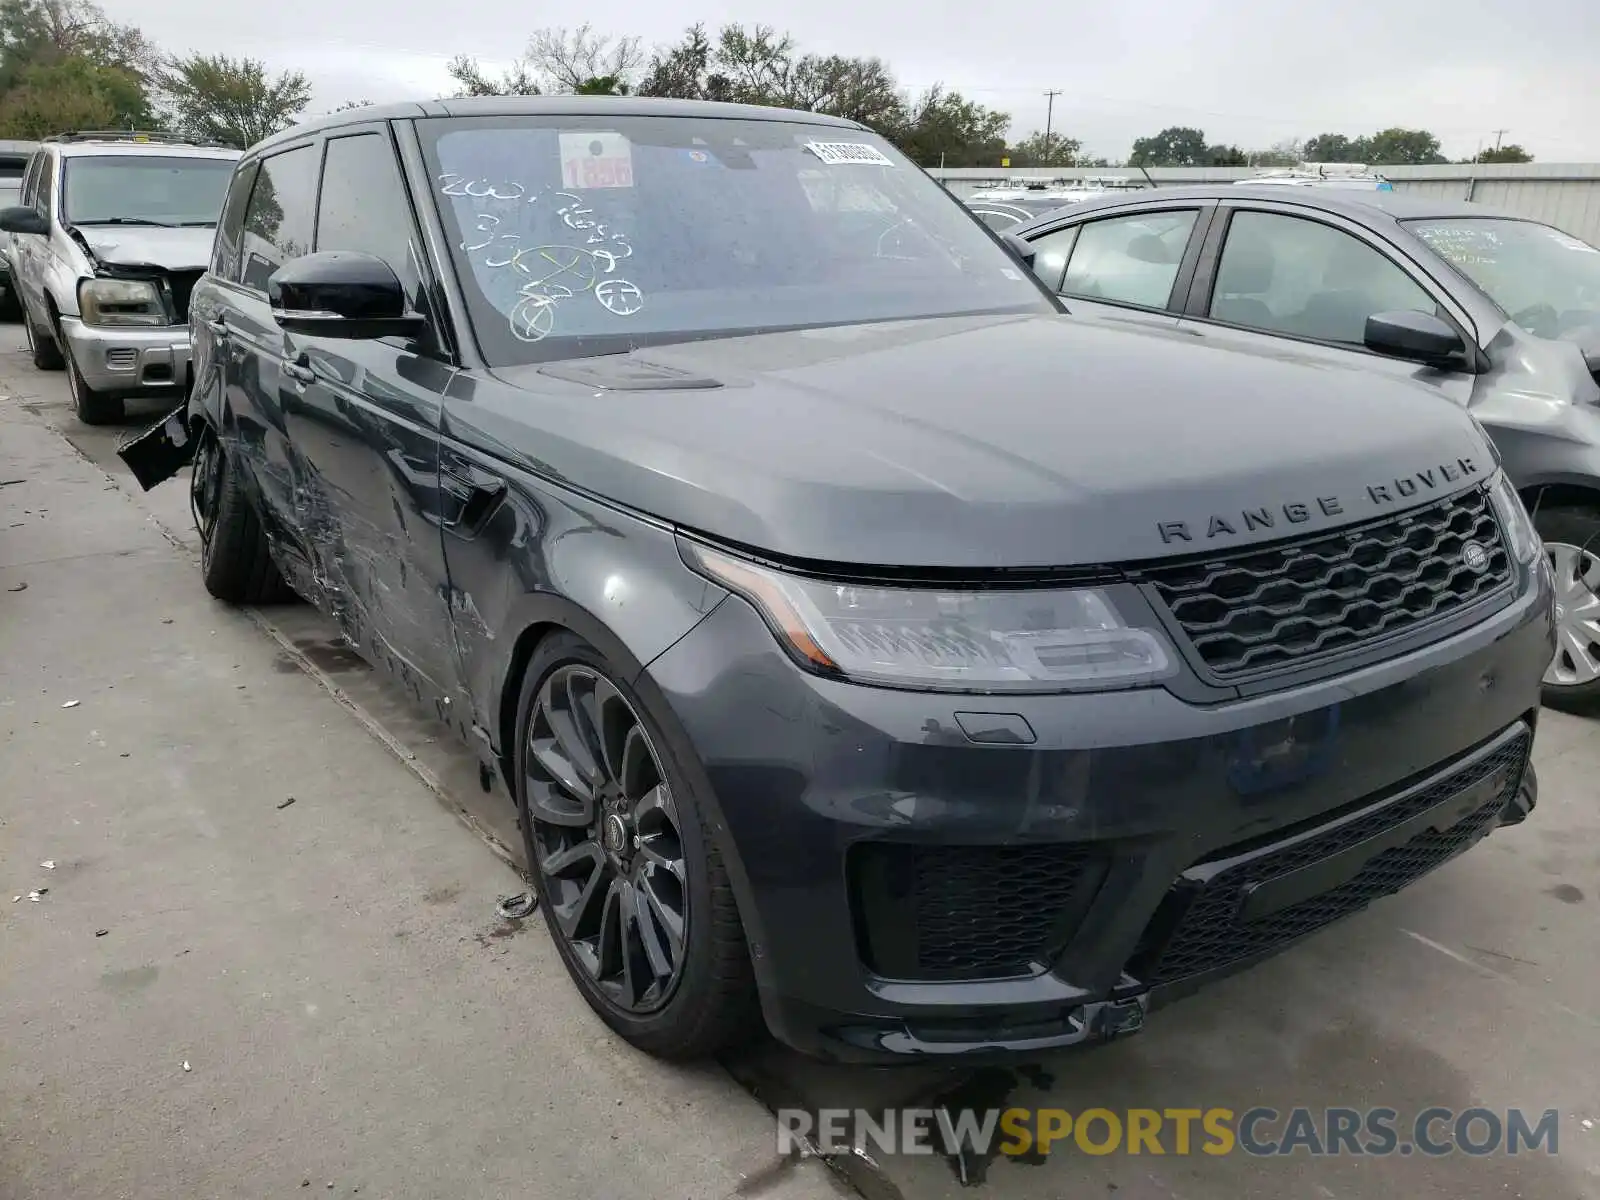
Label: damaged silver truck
xmin=0 ymin=130 xmax=239 ymax=425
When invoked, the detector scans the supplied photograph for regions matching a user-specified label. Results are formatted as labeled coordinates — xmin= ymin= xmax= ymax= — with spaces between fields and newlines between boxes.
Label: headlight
xmin=683 ymin=541 xmax=1176 ymax=692
xmin=78 ymin=277 xmax=165 ymax=327
xmin=1487 ymin=471 xmax=1540 ymax=564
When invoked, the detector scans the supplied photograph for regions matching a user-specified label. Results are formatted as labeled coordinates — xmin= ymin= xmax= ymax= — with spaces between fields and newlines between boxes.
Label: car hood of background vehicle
xmin=75 ymin=225 xmax=211 ymax=271
xmin=474 ymin=313 xmax=1493 ymax=568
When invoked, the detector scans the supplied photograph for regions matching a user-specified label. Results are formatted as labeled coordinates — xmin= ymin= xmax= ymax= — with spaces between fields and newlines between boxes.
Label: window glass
xmin=1407 ymin=217 xmax=1600 ymax=338
xmin=211 ymin=162 xmax=257 ymax=282
xmin=315 ymin=133 xmax=421 ymax=298
xmin=239 ymin=145 xmax=318 ymax=294
xmin=1060 ymin=210 xmax=1196 ymax=308
xmin=19 ymin=151 xmax=40 ymax=206
xmin=1027 ymin=227 xmax=1078 ymax=291
xmin=1210 ymin=211 xmax=1434 ymax=345
xmin=37 ymin=155 xmax=53 ymax=211
xmin=61 ymin=156 xmax=234 ymax=227
xmin=418 ymin=115 xmax=1054 ymax=366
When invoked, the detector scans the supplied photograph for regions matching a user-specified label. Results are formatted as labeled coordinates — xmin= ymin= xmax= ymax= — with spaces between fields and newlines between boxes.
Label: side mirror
xmin=1364 ymin=310 xmax=1467 ymax=369
xmin=0 ymin=205 xmax=48 ymax=236
xmin=1001 ymin=231 xmax=1037 ymax=270
xmin=268 ymin=250 xmax=426 ymax=340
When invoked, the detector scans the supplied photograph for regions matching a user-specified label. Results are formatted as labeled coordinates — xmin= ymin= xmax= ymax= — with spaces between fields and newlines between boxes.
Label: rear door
xmin=1020 ymin=201 xmax=1214 ymax=333
xmin=1173 ymin=201 xmax=1479 ymax=406
xmin=220 ymin=139 xmax=322 ymax=554
xmin=278 ymin=124 xmax=462 ymax=712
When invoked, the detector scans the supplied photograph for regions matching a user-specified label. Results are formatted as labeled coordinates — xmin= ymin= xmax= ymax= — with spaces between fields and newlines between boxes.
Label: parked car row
xmin=1001 ymin=183 xmax=1600 ymax=709
xmin=0 ymin=103 xmax=1560 ymax=1066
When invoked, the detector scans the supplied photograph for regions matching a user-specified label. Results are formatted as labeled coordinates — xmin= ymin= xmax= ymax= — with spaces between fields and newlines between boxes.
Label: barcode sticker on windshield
xmin=804 ymin=141 xmax=894 ymax=167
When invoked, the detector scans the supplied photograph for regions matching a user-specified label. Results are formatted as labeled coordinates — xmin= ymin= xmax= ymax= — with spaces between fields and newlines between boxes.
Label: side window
xmin=36 ymin=155 xmax=53 ymax=214
xmin=314 ymin=132 xmax=421 ymax=300
xmin=1209 ymin=211 xmax=1436 ymax=346
xmin=1060 ymin=210 xmax=1198 ymax=309
xmin=1026 ymin=227 xmax=1078 ymax=291
xmin=20 ymin=152 xmax=40 ymax=207
xmin=239 ymin=144 xmax=318 ymax=295
xmin=210 ymin=162 xmax=258 ymax=282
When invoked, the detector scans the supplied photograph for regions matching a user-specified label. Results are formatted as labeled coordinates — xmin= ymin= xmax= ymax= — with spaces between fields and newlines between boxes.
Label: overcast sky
xmin=100 ymin=0 xmax=1600 ymax=162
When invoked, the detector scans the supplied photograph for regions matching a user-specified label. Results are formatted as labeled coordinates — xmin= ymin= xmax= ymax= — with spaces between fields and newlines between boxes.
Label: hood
xmin=73 ymin=224 xmax=213 ymax=272
xmin=458 ymin=313 xmax=1496 ymax=569
xmin=1556 ymin=320 xmax=1600 ymax=383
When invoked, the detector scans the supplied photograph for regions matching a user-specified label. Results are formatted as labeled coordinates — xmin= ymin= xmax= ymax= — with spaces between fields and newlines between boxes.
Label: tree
xmin=444 ymin=52 xmax=540 ymax=97
xmin=527 ymin=24 xmax=642 ymax=93
xmin=1361 ymin=127 xmax=1445 ymax=165
xmin=1206 ymin=143 xmax=1248 ymax=166
xmin=894 ymin=84 xmax=1009 ymax=167
xmin=1302 ymin=132 xmax=1359 ymax=162
xmin=1473 ymin=144 xmax=1533 ymax=164
xmin=150 ymin=53 xmax=309 ymax=148
xmin=0 ymin=0 xmax=156 ymax=134
xmin=1007 ymin=128 xmax=1081 ymax=168
xmin=1129 ymin=126 xmax=1209 ymax=167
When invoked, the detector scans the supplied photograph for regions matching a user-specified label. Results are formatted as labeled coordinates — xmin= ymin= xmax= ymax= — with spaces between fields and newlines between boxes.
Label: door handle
xmin=439 ymin=461 xmax=507 ymax=536
xmin=283 ymin=355 xmax=315 ymax=386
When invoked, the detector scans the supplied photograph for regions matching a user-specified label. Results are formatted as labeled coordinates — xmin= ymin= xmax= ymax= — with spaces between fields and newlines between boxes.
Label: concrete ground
xmin=3 ymin=325 xmax=1598 ymax=1200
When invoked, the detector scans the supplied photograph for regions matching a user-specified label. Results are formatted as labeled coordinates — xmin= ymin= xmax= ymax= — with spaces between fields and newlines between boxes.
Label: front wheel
xmin=1533 ymin=505 xmax=1600 ymax=713
xmin=23 ymin=310 xmax=62 ymax=370
xmin=63 ymin=337 xmax=124 ymax=425
xmin=514 ymin=632 xmax=759 ymax=1059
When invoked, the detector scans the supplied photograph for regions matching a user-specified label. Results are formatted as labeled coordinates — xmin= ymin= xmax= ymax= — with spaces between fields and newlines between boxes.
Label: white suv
xmin=0 ymin=131 xmax=240 ymax=423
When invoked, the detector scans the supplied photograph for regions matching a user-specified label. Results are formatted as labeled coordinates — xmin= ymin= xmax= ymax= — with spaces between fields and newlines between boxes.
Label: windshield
xmin=61 ymin=156 xmax=235 ymax=227
xmin=1406 ymin=217 xmax=1600 ymax=338
xmin=418 ymin=115 xmax=1054 ymax=364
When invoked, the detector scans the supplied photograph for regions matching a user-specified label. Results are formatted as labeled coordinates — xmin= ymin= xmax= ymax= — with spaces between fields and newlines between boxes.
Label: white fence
xmin=927 ymin=163 xmax=1600 ymax=246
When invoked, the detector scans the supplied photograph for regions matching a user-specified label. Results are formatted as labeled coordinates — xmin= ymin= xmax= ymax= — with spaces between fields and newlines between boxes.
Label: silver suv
xmin=0 ymin=131 xmax=240 ymax=423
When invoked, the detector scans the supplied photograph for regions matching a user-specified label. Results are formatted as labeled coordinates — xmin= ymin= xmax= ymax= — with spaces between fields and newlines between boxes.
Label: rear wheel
xmin=1533 ymin=505 xmax=1600 ymax=712
xmin=63 ymin=336 xmax=124 ymax=425
xmin=514 ymin=632 xmax=759 ymax=1059
xmin=192 ymin=424 xmax=294 ymax=605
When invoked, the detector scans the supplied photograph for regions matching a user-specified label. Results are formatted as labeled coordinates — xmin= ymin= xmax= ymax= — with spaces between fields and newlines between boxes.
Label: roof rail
xmin=44 ymin=130 xmax=234 ymax=150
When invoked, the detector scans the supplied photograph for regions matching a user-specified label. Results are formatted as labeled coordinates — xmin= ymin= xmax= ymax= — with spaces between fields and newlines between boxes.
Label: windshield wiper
xmin=175 ymin=220 xmax=216 ymax=228
xmin=73 ymin=218 xmax=174 ymax=227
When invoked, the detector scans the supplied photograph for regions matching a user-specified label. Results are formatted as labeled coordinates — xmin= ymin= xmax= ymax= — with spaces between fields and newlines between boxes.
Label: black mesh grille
xmin=166 ymin=269 xmax=204 ymax=324
xmin=1132 ymin=729 xmax=1529 ymax=987
xmin=850 ymin=842 xmax=1103 ymax=981
xmin=1143 ymin=487 xmax=1511 ymax=680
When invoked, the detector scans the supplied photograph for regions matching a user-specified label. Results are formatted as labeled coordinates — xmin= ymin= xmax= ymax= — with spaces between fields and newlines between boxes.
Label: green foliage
xmin=1473 ymin=144 xmax=1533 ymax=164
xmin=149 ymin=53 xmax=310 ymax=148
xmin=0 ymin=0 xmax=157 ymax=136
xmin=1129 ymin=126 xmax=1208 ymax=167
xmin=1303 ymin=128 xmax=1447 ymax=165
xmin=1007 ymin=129 xmax=1082 ymax=168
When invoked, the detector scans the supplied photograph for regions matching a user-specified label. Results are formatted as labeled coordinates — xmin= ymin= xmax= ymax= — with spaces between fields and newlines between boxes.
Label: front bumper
xmin=59 ymin=316 xmax=190 ymax=393
xmin=643 ymin=561 xmax=1554 ymax=1064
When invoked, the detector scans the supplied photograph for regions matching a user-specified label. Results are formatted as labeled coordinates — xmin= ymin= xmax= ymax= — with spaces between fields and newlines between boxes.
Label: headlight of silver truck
xmin=78 ymin=277 xmax=165 ymax=327
xmin=684 ymin=541 xmax=1177 ymax=691
xmin=1487 ymin=471 xmax=1540 ymax=564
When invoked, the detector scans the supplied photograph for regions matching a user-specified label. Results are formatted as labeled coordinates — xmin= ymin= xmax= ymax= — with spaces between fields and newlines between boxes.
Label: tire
xmin=62 ymin=337 xmax=124 ymax=425
xmin=1532 ymin=505 xmax=1600 ymax=713
xmin=514 ymin=631 xmax=760 ymax=1059
xmin=192 ymin=425 xmax=295 ymax=605
xmin=23 ymin=307 xmax=62 ymax=370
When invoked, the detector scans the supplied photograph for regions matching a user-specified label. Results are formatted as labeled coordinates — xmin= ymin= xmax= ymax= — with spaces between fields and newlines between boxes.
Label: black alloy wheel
xmin=514 ymin=631 xmax=759 ymax=1058
xmin=191 ymin=429 xmax=223 ymax=556
xmin=526 ymin=662 xmax=690 ymax=1013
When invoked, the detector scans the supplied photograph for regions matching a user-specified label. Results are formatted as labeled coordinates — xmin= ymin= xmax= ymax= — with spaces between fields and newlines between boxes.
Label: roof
xmin=50 ymin=140 xmax=240 ymax=160
xmin=252 ymin=95 xmax=867 ymax=158
xmin=1043 ymin=182 xmax=1527 ymax=226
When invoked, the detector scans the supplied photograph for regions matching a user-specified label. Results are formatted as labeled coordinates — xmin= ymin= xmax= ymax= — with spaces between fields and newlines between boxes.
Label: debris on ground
xmin=27 ymin=889 xmax=47 ymax=902
xmin=6 ymin=582 xmax=25 ymax=592
xmin=496 ymin=892 xmax=537 ymax=920
xmin=182 ymin=1061 xmax=191 ymax=1072
xmin=277 ymin=797 xmax=297 ymax=810
xmin=60 ymin=700 xmax=79 ymax=709
xmin=40 ymin=861 xmax=54 ymax=870
xmin=95 ymin=929 xmax=108 ymax=937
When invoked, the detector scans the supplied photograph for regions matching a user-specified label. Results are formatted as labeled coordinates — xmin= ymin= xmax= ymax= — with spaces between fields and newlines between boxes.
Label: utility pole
xmin=1043 ymin=90 xmax=1062 ymax=163
xmin=1492 ymin=128 xmax=1509 ymax=152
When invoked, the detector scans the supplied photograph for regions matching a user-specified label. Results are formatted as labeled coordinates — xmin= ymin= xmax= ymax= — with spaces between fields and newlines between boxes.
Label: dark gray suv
xmin=123 ymin=98 xmax=1552 ymax=1063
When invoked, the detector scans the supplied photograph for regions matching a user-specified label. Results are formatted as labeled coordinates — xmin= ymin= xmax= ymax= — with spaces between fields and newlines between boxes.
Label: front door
xmin=278 ymin=126 xmax=462 ymax=717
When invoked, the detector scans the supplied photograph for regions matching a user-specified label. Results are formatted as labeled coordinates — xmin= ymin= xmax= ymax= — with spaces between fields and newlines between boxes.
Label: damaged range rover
xmin=0 ymin=130 xmax=240 ymax=425
xmin=122 ymin=97 xmax=1554 ymax=1064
